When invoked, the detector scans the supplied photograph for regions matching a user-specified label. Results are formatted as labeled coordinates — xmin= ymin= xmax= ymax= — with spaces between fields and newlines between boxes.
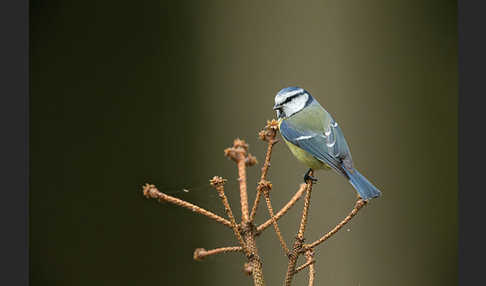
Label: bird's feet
xmin=303 ymin=168 xmax=318 ymax=183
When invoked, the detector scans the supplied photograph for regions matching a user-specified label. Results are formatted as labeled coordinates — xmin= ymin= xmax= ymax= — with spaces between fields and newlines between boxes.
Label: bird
xmin=273 ymin=86 xmax=381 ymax=200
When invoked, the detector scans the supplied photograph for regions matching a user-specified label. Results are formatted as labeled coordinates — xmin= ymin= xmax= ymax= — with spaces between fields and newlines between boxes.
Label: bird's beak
xmin=273 ymin=104 xmax=282 ymax=118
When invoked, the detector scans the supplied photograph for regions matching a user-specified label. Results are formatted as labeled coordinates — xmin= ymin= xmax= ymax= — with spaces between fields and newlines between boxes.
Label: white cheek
xmin=284 ymin=95 xmax=308 ymax=117
xmin=282 ymin=106 xmax=293 ymax=117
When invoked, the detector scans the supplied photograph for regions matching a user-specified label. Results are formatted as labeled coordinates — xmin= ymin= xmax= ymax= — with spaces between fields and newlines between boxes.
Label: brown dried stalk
xmin=225 ymin=138 xmax=256 ymax=223
xmin=141 ymin=119 xmax=374 ymax=286
xmin=210 ymin=176 xmax=251 ymax=256
xmin=249 ymin=120 xmax=279 ymax=222
xmin=142 ymin=184 xmax=232 ymax=228
xmin=260 ymin=181 xmax=289 ymax=254
xmin=256 ymin=183 xmax=307 ymax=234
xmin=244 ymin=225 xmax=265 ymax=286
xmin=305 ymin=199 xmax=367 ymax=249
xmin=238 ymin=156 xmax=250 ymax=222
xmin=305 ymin=249 xmax=315 ymax=286
xmin=193 ymin=246 xmax=243 ymax=261
xmin=297 ymin=175 xmax=314 ymax=240
xmin=284 ymin=177 xmax=314 ymax=286
xmin=252 ymin=120 xmax=290 ymax=255
xmin=294 ymin=257 xmax=315 ymax=273
xmin=225 ymin=138 xmax=265 ymax=285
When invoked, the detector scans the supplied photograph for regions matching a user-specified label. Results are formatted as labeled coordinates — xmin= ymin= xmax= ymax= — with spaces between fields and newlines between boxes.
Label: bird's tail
xmin=344 ymin=168 xmax=381 ymax=200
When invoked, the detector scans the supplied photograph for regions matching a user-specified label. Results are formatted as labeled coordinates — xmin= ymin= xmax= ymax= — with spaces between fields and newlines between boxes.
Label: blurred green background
xmin=30 ymin=0 xmax=457 ymax=285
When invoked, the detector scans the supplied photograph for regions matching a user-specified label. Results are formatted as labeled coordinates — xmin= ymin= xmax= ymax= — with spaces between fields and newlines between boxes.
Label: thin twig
xmin=297 ymin=178 xmax=314 ymax=239
xmin=294 ymin=258 xmax=315 ymax=273
xmin=251 ymin=121 xmax=289 ymax=254
xmin=284 ymin=238 xmax=304 ymax=286
xmin=256 ymin=183 xmax=307 ymax=234
xmin=238 ymin=158 xmax=250 ymax=223
xmin=210 ymin=176 xmax=251 ymax=256
xmin=193 ymin=246 xmax=243 ymax=261
xmin=225 ymin=138 xmax=265 ymax=286
xmin=249 ymin=139 xmax=276 ymax=222
xmin=250 ymin=120 xmax=279 ymax=222
xmin=284 ymin=176 xmax=315 ymax=286
xmin=305 ymin=199 xmax=367 ymax=249
xmin=305 ymin=249 xmax=315 ymax=286
xmin=249 ymin=191 xmax=263 ymax=223
xmin=142 ymin=184 xmax=233 ymax=229
xmin=225 ymin=139 xmax=252 ymax=223
xmin=261 ymin=182 xmax=289 ymax=255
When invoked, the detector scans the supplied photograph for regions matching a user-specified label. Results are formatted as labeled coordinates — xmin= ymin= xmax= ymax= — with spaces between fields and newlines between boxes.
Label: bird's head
xmin=273 ymin=86 xmax=314 ymax=119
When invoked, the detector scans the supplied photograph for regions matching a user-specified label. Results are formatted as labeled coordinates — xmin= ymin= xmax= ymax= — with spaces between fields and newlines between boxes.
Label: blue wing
xmin=281 ymin=115 xmax=381 ymax=200
xmin=280 ymin=119 xmax=353 ymax=177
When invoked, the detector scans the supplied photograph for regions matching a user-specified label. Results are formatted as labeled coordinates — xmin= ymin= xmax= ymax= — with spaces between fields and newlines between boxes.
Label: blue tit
xmin=273 ymin=86 xmax=381 ymax=200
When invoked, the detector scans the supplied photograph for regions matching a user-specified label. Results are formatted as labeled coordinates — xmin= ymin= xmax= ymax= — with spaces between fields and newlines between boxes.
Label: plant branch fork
xmin=141 ymin=119 xmax=370 ymax=286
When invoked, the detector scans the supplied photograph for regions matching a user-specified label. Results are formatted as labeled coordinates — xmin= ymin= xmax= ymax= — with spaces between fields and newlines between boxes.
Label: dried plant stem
xmin=193 ymin=246 xmax=243 ymax=261
xmin=259 ymin=139 xmax=277 ymax=179
xmin=262 ymin=187 xmax=289 ymax=254
xmin=284 ymin=238 xmax=304 ymax=286
xmin=244 ymin=227 xmax=265 ymax=286
xmin=294 ymin=256 xmax=315 ymax=273
xmin=249 ymin=192 xmax=262 ymax=223
xmin=297 ymin=180 xmax=314 ymax=239
xmin=142 ymin=184 xmax=232 ymax=229
xmin=284 ymin=176 xmax=314 ymax=286
xmin=142 ymin=120 xmax=376 ymax=286
xmin=242 ymin=188 xmax=265 ymax=284
xmin=305 ymin=249 xmax=315 ymax=286
xmin=250 ymin=138 xmax=278 ymax=222
xmin=256 ymin=183 xmax=307 ymax=234
xmin=238 ymin=158 xmax=250 ymax=223
xmin=305 ymin=199 xmax=367 ymax=249
xmin=225 ymin=138 xmax=265 ymax=286
xmin=253 ymin=129 xmax=289 ymax=254
xmin=211 ymin=177 xmax=251 ymax=256
xmin=249 ymin=191 xmax=262 ymax=223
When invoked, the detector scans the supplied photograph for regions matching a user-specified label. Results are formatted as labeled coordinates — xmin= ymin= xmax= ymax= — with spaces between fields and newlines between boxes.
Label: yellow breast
xmin=278 ymin=119 xmax=330 ymax=170
xmin=282 ymin=138 xmax=330 ymax=170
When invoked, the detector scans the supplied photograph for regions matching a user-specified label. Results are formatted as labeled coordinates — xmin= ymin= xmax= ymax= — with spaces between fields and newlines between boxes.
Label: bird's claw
xmin=303 ymin=169 xmax=318 ymax=183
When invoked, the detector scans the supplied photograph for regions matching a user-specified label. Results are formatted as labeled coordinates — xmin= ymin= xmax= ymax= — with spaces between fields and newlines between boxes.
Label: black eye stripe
xmin=283 ymin=92 xmax=304 ymax=104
